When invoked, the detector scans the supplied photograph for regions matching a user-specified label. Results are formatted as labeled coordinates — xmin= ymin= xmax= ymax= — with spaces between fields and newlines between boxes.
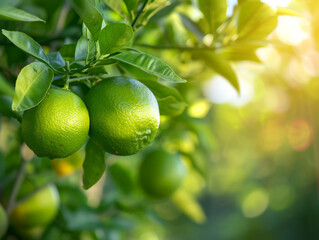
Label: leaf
xmin=103 ymin=0 xmax=122 ymax=14
xmin=99 ymin=23 xmax=133 ymax=55
xmin=123 ymin=0 xmax=137 ymax=13
xmin=47 ymin=52 xmax=66 ymax=69
xmin=197 ymin=0 xmax=227 ymax=33
xmin=179 ymin=13 xmax=205 ymax=42
xmin=110 ymin=51 xmax=186 ymax=83
xmin=235 ymin=1 xmax=278 ymax=41
xmin=12 ymin=62 xmax=53 ymax=112
xmin=0 ymin=96 xmax=22 ymax=120
xmin=276 ymin=7 xmax=304 ymax=17
xmin=82 ymin=23 xmax=96 ymax=61
xmin=0 ymin=5 xmax=45 ymax=22
xmin=59 ymin=43 xmax=76 ymax=61
xmin=82 ymin=139 xmax=106 ymax=190
xmin=2 ymin=29 xmax=50 ymax=66
xmin=69 ymin=0 xmax=103 ymax=40
xmin=75 ymin=36 xmax=88 ymax=61
xmin=149 ymin=1 xmax=181 ymax=22
xmin=172 ymin=189 xmax=206 ymax=224
xmin=200 ymin=52 xmax=240 ymax=92
xmin=0 ymin=74 xmax=15 ymax=97
xmin=62 ymin=207 xmax=103 ymax=231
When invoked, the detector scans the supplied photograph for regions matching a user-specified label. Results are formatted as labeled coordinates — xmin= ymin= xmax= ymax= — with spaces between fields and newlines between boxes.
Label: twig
xmin=131 ymin=0 xmax=149 ymax=29
xmin=5 ymin=157 xmax=28 ymax=215
xmin=134 ymin=43 xmax=215 ymax=51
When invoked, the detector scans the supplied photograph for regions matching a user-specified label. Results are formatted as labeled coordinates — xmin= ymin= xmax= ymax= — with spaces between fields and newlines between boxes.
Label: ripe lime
xmin=139 ymin=149 xmax=186 ymax=198
xmin=0 ymin=204 xmax=8 ymax=238
xmin=21 ymin=88 xmax=90 ymax=158
xmin=85 ymin=77 xmax=160 ymax=155
xmin=10 ymin=182 xmax=59 ymax=229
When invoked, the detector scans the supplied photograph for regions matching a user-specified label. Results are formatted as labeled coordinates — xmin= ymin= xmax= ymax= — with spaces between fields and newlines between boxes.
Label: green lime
xmin=139 ymin=149 xmax=186 ymax=198
xmin=21 ymin=88 xmax=90 ymax=158
xmin=10 ymin=182 xmax=60 ymax=229
xmin=85 ymin=77 xmax=160 ymax=155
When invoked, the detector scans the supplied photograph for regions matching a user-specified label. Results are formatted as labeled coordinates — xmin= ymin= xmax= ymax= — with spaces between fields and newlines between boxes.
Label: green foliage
xmin=82 ymin=139 xmax=106 ymax=190
xmin=0 ymin=0 xmax=294 ymax=238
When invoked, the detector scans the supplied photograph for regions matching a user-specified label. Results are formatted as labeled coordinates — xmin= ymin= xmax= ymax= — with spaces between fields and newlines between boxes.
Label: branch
xmin=131 ymin=0 xmax=149 ymax=29
xmin=5 ymin=157 xmax=28 ymax=215
xmin=134 ymin=43 xmax=215 ymax=51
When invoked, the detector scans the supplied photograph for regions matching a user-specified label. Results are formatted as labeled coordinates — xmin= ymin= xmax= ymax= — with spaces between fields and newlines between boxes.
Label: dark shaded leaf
xmin=82 ymin=139 xmax=106 ymax=190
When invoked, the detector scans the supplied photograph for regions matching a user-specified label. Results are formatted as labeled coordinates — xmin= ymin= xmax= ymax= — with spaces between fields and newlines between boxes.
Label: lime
xmin=139 ymin=149 xmax=186 ymax=198
xmin=21 ymin=88 xmax=90 ymax=158
xmin=85 ymin=77 xmax=160 ymax=155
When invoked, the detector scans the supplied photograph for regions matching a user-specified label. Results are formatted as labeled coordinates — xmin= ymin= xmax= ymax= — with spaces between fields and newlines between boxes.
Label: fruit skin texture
xmin=85 ymin=77 xmax=160 ymax=156
xmin=139 ymin=149 xmax=186 ymax=198
xmin=10 ymin=182 xmax=60 ymax=229
xmin=21 ymin=88 xmax=90 ymax=158
xmin=0 ymin=204 xmax=8 ymax=238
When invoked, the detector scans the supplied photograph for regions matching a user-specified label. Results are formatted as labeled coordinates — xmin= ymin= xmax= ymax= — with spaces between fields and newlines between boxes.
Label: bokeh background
xmin=1 ymin=0 xmax=319 ymax=239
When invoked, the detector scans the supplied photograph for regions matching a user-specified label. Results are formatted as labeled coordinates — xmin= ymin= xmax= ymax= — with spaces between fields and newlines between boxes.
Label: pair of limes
xmin=21 ymin=77 xmax=160 ymax=158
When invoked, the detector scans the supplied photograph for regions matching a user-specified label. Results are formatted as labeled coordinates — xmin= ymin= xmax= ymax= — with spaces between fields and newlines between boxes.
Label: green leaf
xmin=172 ymin=189 xmax=206 ymax=224
xmin=82 ymin=23 xmax=96 ymax=61
xmin=110 ymin=51 xmax=186 ymax=83
xmin=75 ymin=36 xmax=88 ymax=61
xmin=103 ymin=0 xmax=122 ymax=14
xmin=236 ymin=1 xmax=278 ymax=41
xmin=0 ymin=96 xmax=22 ymax=120
xmin=99 ymin=23 xmax=133 ymax=55
xmin=59 ymin=43 xmax=76 ymax=61
xmin=2 ymin=29 xmax=50 ymax=66
xmin=276 ymin=7 xmax=304 ymax=17
xmin=69 ymin=0 xmax=103 ymax=40
xmin=179 ymin=13 xmax=205 ymax=41
xmin=0 ymin=5 xmax=45 ymax=22
xmin=47 ymin=52 xmax=66 ymax=69
xmin=201 ymin=52 xmax=240 ymax=92
xmin=12 ymin=62 xmax=53 ymax=112
xmin=0 ymin=74 xmax=15 ymax=97
xmin=197 ymin=0 xmax=227 ymax=33
xmin=149 ymin=1 xmax=181 ymax=22
xmin=82 ymin=139 xmax=106 ymax=190
xmin=123 ymin=0 xmax=137 ymax=13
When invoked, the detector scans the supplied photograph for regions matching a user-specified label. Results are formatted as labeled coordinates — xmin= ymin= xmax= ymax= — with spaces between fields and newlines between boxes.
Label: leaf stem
xmin=5 ymin=156 xmax=28 ymax=215
xmin=131 ymin=0 xmax=149 ymax=29
xmin=64 ymin=61 xmax=70 ymax=89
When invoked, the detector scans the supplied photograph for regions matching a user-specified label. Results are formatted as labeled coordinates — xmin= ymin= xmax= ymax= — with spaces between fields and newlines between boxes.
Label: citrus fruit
xmin=139 ymin=149 xmax=186 ymax=198
xmin=0 ymin=204 xmax=8 ymax=238
xmin=9 ymin=182 xmax=60 ymax=229
xmin=21 ymin=88 xmax=90 ymax=158
xmin=52 ymin=148 xmax=85 ymax=176
xmin=85 ymin=77 xmax=160 ymax=155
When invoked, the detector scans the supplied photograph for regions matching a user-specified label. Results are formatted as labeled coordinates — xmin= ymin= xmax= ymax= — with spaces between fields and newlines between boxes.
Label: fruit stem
xmin=5 ymin=156 xmax=28 ymax=215
xmin=63 ymin=61 xmax=70 ymax=89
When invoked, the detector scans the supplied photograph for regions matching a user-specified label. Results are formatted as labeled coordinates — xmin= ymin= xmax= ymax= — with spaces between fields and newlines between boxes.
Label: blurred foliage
xmin=1 ymin=0 xmax=319 ymax=240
